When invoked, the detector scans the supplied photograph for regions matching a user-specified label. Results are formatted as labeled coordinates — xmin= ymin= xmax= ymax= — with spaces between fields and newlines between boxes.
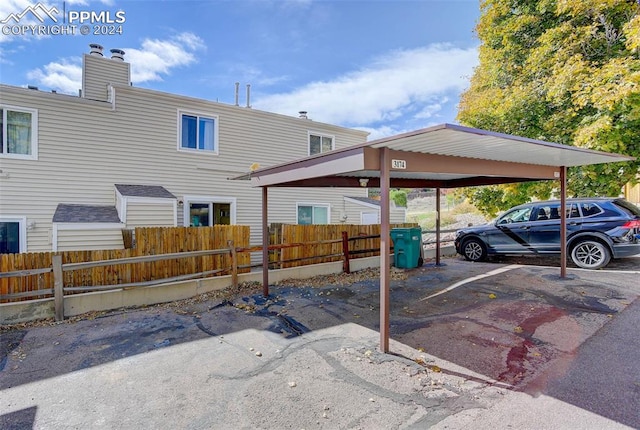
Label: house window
xmin=179 ymin=111 xmax=218 ymax=153
xmin=0 ymin=217 xmax=26 ymax=253
xmin=1 ymin=106 xmax=38 ymax=159
xmin=184 ymin=197 xmax=235 ymax=226
xmin=309 ymin=133 xmax=334 ymax=156
xmin=297 ymin=203 xmax=329 ymax=225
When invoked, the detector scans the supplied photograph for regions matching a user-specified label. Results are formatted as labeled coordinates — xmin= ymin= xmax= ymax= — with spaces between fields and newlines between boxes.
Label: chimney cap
xmin=89 ymin=43 xmax=104 ymax=56
xmin=110 ymin=48 xmax=125 ymax=61
xmin=298 ymin=111 xmax=308 ymax=119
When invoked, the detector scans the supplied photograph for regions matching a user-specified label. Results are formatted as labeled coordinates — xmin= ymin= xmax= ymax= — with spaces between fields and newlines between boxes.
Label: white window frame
xmin=182 ymin=195 xmax=237 ymax=227
xmin=296 ymin=202 xmax=331 ymax=225
xmin=0 ymin=216 xmax=27 ymax=253
xmin=177 ymin=109 xmax=219 ymax=154
xmin=308 ymin=131 xmax=334 ymax=156
xmin=1 ymin=105 xmax=38 ymax=160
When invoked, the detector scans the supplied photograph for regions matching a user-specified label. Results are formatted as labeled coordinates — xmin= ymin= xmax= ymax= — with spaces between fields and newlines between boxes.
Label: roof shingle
xmin=115 ymin=184 xmax=176 ymax=199
xmin=53 ymin=204 xmax=122 ymax=223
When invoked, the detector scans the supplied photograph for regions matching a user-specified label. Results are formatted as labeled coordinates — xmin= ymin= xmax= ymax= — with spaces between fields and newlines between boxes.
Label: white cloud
xmin=125 ymin=33 xmax=205 ymax=83
xmin=26 ymin=58 xmax=82 ymax=93
xmin=414 ymin=97 xmax=449 ymax=120
xmin=25 ymin=32 xmax=205 ymax=93
xmin=254 ymin=43 xmax=478 ymax=133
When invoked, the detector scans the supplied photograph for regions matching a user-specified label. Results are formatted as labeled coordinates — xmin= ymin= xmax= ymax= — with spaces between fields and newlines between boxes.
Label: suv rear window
xmin=579 ymin=202 xmax=603 ymax=217
xmin=614 ymin=199 xmax=640 ymax=217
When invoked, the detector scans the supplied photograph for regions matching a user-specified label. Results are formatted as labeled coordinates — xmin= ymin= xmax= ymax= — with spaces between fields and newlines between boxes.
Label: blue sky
xmin=1 ymin=0 xmax=480 ymax=139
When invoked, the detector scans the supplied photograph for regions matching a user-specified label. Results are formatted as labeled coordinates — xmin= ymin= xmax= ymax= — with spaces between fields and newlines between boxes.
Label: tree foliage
xmin=390 ymin=189 xmax=408 ymax=207
xmin=457 ymin=0 xmax=640 ymax=215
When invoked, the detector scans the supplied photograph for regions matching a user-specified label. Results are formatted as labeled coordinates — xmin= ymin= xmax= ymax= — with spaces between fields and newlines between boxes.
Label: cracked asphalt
xmin=1 ymin=257 xmax=639 ymax=429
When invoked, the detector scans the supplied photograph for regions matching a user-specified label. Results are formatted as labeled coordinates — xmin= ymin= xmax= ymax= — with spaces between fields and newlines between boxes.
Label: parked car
xmin=454 ymin=198 xmax=640 ymax=269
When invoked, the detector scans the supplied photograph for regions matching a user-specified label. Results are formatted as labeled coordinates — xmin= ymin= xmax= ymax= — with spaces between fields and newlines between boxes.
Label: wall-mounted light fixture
xmin=27 ymin=220 xmax=36 ymax=231
xmin=359 ymin=178 xmax=369 ymax=187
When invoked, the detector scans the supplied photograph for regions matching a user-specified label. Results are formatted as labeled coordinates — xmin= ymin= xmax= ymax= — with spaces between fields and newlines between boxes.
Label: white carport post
xmin=379 ymin=147 xmax=391 ymax=353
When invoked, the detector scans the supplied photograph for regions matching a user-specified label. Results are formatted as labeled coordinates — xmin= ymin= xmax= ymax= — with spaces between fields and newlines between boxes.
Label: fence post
xmin=342 ymin=231 xmax=350 ymax=274
xmin=228 ymin=240 xmax=238 ymax=288
xmin=52 ymin=255 xmax=64 ymax=321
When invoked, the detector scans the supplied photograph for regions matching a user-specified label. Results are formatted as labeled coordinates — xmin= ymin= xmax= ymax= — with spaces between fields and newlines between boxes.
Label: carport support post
xmin=380 ymin=147 xmax=391 ymax=353
xmin=435 ymin=188 xmax=441 ymax=266
xmin=262 ymin=186 xmax=270 ymax=296
xmin=53 ymin=254 xmax=64 ymax=321
xmin=560 ymin=166 xmax=567 ymax=278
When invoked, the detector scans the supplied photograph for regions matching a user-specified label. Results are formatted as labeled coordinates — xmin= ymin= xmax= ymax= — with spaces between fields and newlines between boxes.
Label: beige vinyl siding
xmin=624 ymin=182 xmax=640 ymax=204
xmin=341 ymin=199 xmax=371 ymax=225
xmin=56 ymin=228 xmax=124 ymax=251
xmin=82 ymin=54 xmax=130 ymax=102
xmin=0 ymin=83 xmax=368 ymax=253
xmin=390 ymin=207 xmax=407 ymax=224
xmin=125 ymin=203 xmax=175 ymax=228
xmin=342 ymin=198 xmax=407 ymax=225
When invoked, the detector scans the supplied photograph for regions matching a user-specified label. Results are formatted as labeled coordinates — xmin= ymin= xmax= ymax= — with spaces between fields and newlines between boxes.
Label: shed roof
xmin=53 ymin=204 xmax=121 ymax=223
xmin=115 ymin=184 xmax=176 ymax=199
xmin=345 ymin=196 xmax=382 ymax=207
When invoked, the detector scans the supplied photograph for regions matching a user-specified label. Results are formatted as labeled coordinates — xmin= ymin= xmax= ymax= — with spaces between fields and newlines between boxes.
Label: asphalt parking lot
xmin=1 ymin=256 xmax=639 ymax=429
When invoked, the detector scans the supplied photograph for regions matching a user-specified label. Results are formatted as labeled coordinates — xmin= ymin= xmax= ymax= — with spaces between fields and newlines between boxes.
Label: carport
xmin=239 ymin=123 xmax=634 ymax=352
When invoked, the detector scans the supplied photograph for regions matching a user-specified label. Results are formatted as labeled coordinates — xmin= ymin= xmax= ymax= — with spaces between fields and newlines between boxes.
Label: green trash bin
xmin=390 ymin=227 xmax=423 ymax=268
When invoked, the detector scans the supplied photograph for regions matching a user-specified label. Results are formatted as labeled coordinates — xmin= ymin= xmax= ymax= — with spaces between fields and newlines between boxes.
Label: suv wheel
xmin=570 ymin=239 xmax=611 ymax=269
xmin=462 ymin=238 xmax=487 ymax=262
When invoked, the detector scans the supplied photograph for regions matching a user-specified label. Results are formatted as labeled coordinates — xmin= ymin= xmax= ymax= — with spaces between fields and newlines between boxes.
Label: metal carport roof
xmin=235 ymin=123 xmax=635 ymax=352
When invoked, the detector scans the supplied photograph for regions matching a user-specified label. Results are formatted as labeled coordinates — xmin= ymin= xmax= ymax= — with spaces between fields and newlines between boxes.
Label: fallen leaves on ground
xmin=2 ymin=267 xmax=410 ymax=331
xmin=277 ymin=267 xmax=408 ymax=288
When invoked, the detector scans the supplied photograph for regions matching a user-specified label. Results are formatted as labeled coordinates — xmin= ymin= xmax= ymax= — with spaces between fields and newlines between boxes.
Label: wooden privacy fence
xmin=1 ymin=226 xmax=250 ymax=304
xmin=278 ymin=223 xmax=417 ymax=268
xmin=1 ymin=223 xmax=420 ymax=311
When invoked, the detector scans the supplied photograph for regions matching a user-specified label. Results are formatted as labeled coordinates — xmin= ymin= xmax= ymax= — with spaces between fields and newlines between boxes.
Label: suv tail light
xmin=622 ymin=220 xmax=640 ymax=228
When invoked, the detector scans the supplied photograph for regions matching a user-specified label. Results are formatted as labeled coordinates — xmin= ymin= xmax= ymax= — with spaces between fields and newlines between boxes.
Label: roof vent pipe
xmin=246 ymin=84 xmax=251 ymax=108
xmin=234 ymin=82 xmax=239 ymax=106
xmin=299 ymin=111 xmax=308 ymax=119
xmin=110 ymin=48 xmax=125 ymax=61
xmin=89 ymin=43 xmax=104 ymax=56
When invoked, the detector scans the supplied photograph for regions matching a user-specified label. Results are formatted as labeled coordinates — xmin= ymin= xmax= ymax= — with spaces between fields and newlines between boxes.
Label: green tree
xmin=458 ymin=0 xmax=640 ymax=214
xmin=390 ymin=189 xmax=408 ymax=207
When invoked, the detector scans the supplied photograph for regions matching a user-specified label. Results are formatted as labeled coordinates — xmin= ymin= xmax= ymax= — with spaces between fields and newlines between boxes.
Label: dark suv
xmin=454 ymin=198 xmax=640 ymax=269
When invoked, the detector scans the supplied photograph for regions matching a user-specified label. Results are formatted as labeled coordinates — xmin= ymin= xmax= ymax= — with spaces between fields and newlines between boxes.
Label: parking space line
xmin=419 ymin=264 xmax=523 ymax=302
xmin=570 ymin=268 xmax=640 ymax=274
